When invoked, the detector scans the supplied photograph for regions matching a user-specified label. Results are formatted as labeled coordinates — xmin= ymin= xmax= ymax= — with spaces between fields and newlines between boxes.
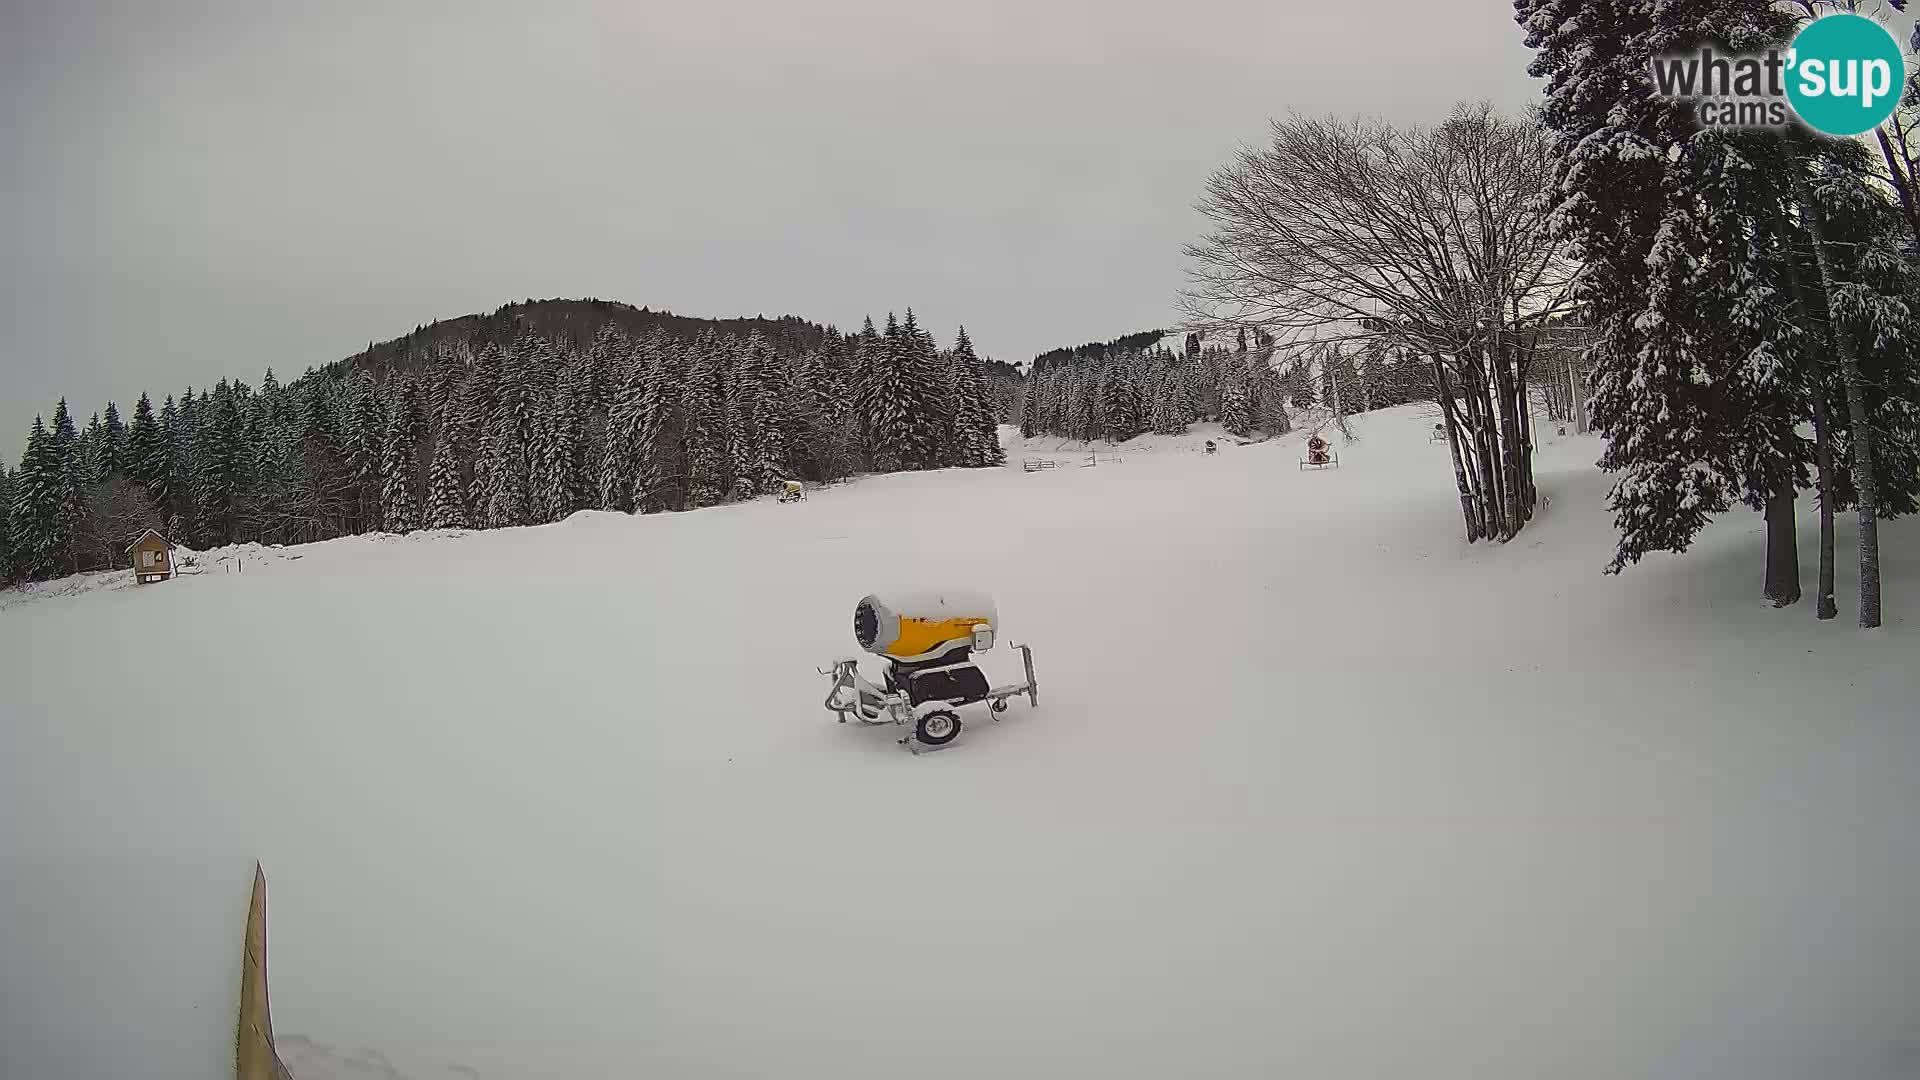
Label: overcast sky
xmin=1 ymin=0 xmax=1541 ymax=441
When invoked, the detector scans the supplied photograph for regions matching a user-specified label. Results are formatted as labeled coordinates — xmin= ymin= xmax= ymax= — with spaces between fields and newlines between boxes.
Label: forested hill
xmin=1 ymin=302 xmax=1010 ymax=584
xmin=1030 ymin=329 xmax=1168 ymax=372
xmin=329 ymin=298 xmax=837 ymax=380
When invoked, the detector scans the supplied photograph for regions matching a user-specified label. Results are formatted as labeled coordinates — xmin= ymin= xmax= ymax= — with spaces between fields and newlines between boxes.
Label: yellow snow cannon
xmin=822 ymin=590 xmax=1038 ymax=753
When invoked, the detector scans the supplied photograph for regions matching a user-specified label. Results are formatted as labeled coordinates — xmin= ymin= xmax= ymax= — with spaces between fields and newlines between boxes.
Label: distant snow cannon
xmin=823 ymin=589 xmax=1038 ymax=753
xmin=1300 ymin=433 xmax=1339 ymax=470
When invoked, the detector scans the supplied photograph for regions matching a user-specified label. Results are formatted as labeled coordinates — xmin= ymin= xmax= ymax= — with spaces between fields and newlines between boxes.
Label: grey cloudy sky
xmin=1 ymin=0 xmax=1541 ymax=440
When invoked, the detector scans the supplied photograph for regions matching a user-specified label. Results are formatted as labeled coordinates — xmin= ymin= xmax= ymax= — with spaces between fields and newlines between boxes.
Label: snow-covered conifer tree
xmin=682 ymin=332 xmax=728 ymax=507
xmin=425 ymin=423 xmax=470 ymax=530
xmin=381 ymin=377 xmax=425 ymax=533
xmin=7 ymin=418 xmax=64 ymax=578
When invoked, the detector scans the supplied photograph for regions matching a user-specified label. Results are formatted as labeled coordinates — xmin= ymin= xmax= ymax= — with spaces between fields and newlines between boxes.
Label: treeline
xmin=0 ymin=308 xmax=1005 ymax=582
xmin=1017 ymin=334 xmax=1435 ymax=443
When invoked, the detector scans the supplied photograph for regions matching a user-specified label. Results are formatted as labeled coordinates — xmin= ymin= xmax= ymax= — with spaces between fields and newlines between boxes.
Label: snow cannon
xmin=822 ymin=590 xmax=1038 ymax=754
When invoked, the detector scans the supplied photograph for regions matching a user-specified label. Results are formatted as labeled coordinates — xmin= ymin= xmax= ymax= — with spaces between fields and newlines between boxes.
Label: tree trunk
xmin=1477 ymin=394 xmax=1507 ymax=538
xmin=1567 ymin=356 xmax=1589 ymax=435
xmin=1328 ymin=359 xmax=1351 ymax=440
xmin=1506 ymin=347 xmax=1536 ymax=526
xmin=1434 ymin=357 xmax=1481 ymax=542
xmin=1781 ymin=240 xmax=1838 ymax=622
xmin=1497 ymin=357 xmax=1524 ymax=536
xmin=1810 ymin=387 xmax=1839 ymax=621
xmin=1792 ymin=165 xmax=1884 ymax=628
xmin=1486 ymin=381 xmax=1511 ymax=535
xmin=1763 ymin=482 xmax=1801 ymax=607
xmin=1460 ymin=368 xmax=1494 ymax=533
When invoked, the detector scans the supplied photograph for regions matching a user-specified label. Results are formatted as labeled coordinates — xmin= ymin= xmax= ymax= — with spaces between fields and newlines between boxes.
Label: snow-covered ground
xmin=4 ymin=405 xmax=1917 ymax=1080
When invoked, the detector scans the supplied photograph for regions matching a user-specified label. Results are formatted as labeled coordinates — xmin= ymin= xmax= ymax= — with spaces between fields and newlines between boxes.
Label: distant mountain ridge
xmin=1031 ymin=329 xmax=1169 ymax=372
xmin=327 ymin=297 xmax=840 ymax=379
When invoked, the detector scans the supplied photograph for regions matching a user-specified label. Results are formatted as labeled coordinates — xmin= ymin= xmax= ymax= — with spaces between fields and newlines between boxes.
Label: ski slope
xmin=3 ymin=406 xmax=1918 ymax=1080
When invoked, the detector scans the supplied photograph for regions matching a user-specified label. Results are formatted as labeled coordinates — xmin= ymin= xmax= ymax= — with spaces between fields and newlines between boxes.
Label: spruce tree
xmin=126 ymin=393 xmax=164 ymax=500
xmin=46 ymin=401 xmax=81 ymax=571
xmin=585 ymin=323 xmax=627 ymax=417
xmin=194 ymin=381 xmax=246 ymax=546
xmin=1099 ymin=359 xmax=1136 ymax=443
xmin=721 ymin=338 xmax=754 ymax=500
xmin=804 ymin=338 xmax=862 ymax=481
xmin=897 ymin=310 xmax=946 ymax=467
xmin=171 ymin=388 xmax=204 ymax=543
xmin=80 ymin=413 xmax=108 ymax=485
xmin=559 ymin=362 xmax=595 ymax=517
xmin=425 ymin=425 xmax=470 ymax=530
xmin=474 ymin=343 xmax=536 ymax=528
xmin=1019 ymin=367 xmax=1044 ymax=439
xmin=292 ymin=379 xmax=352 ymax=544
xmin=530 ymin=380 xmax=585 ymax=524
xmin=0 ymin=465 xmax=13 ymax=582
xmin=345 ymin=372 xmax=384 ymax=533
xmin=1252 ymin=357 xmax=1291 ymax=435
xmin=153 ymin=395 xmax=183 ymax=535
xmin=599 ymin=336 xmax=676 ymax=512
xmin=629 ymin=344 xmax=671 ymax=511
xmin=100 ymin=402 xmax=125 ymax=478
xmin=50 ymin=398 xmax=77 ymax=470
xmin=246 ymin=413 xmax=292 ymax=546
xmin=1219 ymin=361 xmax=1254 ymax=437
xmin=9 ymin=418 xmax=67 ymax=578
xmin=736 ymin=332 xmax=789 ymax=493
xmin=860 ymin=315 xmax=912 ymax=471
xmin=682 ymin=332 xmax=728 ymax=507
xmin=599 ymin=361 xmax=646 ymax=513
xmin=1065 ymin=364 xmax=1094 ymax=441
xmin=381 ymin=377 xmax=425 ymax=533
xmin=949 ymin=327 xmax=1001 ymax=465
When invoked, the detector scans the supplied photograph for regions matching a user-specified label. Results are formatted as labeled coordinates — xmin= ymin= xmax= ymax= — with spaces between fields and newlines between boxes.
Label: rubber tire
xmin=990 ymin=698 xmax=1009 ymax=714
xmin=916 ymin=709 xmax=962 ymax=746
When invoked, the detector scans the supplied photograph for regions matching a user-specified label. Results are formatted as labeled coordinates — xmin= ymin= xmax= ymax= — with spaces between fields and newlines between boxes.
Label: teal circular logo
xmin=1787 ymin=14 xmax=1905 ymax=136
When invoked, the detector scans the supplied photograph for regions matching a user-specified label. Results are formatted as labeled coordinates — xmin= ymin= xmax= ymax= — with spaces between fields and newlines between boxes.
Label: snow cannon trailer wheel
xmin=916 ymin=709 xmax=962 ymax=746
xmin=990 ymin=698 xmax=1009 ymax=714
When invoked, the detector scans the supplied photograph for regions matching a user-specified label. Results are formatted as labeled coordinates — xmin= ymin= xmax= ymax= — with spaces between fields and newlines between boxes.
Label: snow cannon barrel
xmin=853 ymin=590 xmax=998 ymax=662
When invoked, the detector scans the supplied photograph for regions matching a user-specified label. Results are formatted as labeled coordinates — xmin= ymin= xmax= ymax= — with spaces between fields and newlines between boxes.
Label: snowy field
xmin=4 ymin=406 xmax=1918 ymax=1080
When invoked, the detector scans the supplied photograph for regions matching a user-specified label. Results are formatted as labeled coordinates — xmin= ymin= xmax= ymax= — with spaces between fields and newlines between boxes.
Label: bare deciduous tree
xmin=1182 ymin=103 xmax=1575 ymax=542
xmin=75 ymin=476 xmax=164 ymax=573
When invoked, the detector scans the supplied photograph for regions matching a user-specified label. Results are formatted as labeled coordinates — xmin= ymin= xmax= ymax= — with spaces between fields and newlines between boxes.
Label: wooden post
xmin=237 ymin=865 xmax=292 ymax=1080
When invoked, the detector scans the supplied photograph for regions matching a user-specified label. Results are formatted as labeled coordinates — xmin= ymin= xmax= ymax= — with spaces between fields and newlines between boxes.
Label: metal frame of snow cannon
xmin=819 ymin=639 xmax=1038 ymax=755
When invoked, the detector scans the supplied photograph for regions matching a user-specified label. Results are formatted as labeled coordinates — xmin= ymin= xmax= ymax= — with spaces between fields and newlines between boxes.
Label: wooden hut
xmin=127 ymin=529 xmax=175 ymax=584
